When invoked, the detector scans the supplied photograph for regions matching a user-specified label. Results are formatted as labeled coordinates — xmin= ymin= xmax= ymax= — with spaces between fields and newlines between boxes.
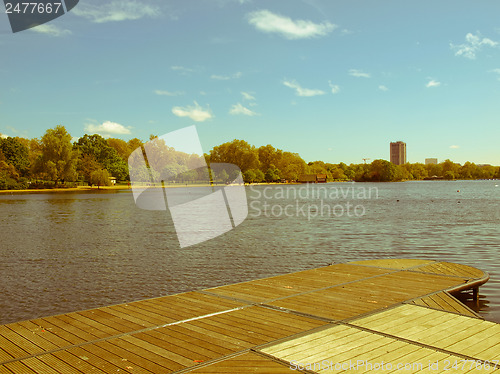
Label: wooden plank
xmin=15 ymin=320 xmax=75 ymax=348
xmin=2 ymin=361 xmax=37 ymax=374
xmin=37 ymin=353 xmax=87 ymax=374
xmin=184 ymin=352 xmax=295 ymax=373
xmin=92 ymin=340 xmax=165 ymax=373
xmin=347 ymin=259 xmax=435 ymax=269
xmin=143 ymin=327 xmax=233 ymax=356
xmin=78 ymin=341 xmax=155 ymax=374
xmin=65 ymin=346 xmax=126 ymax=374
xmin=0 ymin=326 xmax=46 ymax=357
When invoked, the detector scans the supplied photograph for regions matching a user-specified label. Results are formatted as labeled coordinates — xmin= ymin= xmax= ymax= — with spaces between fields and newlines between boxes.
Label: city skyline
xmin=1 ymin=1 xmax=499 ymax=165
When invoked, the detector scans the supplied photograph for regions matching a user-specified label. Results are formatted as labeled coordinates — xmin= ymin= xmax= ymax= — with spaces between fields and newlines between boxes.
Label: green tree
xmin=441 ymin=159 xmax=460 ymax=179
xmin=258 ymin=144 xmax=282 ymax=172
xmin=278 ymin=152 xmax=307 ymax=180
xmin=254 ymin=169 xmax=265 ymax=182
xmin=127 ymin=138 xmax=144 ymax=159
xmin=265 ymin=165 xmax=280 ymax=182
xmin=0 ymin=137 xmax=30 ymax=176
xmin=74 ymin=134 xmax=129 ymax=181
xmin=426 ymin=163 xmax=443 ymax=178
xmin=209 ymin=139 xmax=259 ymax=173
xmin=107 ymin=138 xmax=130 ymax=161
xmin=90 ymin=168 xmax=111 ymax=189
xmin=459 ymin=161 xmax=476 ymax=180
xmin=367 ymin=160 xmax=402 ymax=182
xmin=243 ymin=169 xmax=256 ymax=183
xmin=77 ymin=154 xmax=101 ymax=185
xmin=34 ymin=125 xmax=77 ymax=184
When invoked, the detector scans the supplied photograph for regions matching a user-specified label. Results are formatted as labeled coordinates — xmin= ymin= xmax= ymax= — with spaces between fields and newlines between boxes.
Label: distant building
xmin=390 ymin=141 xmax=406 ymax=165
xmin=425 ymin=158 xmax=438 ymax=165
xmin=298 ymin=174 xmax=327 ymax=183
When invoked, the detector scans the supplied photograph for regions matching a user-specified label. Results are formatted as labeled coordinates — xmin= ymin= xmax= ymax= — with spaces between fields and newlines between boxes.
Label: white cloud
xmin=489 ymin=68 xmax=500 ymax=80
xmin=283 ymin=79 xmax=326 ymax=97
xmin=85 ymin=121 xmax=132 ymax=137
xmin=172 ymin=101 xmax=213 ymax=122
xmin=450 ymin=145 xmax=460 ymax=149
xmin=426 ymin=79 xmax=441 ymax=88
xmin=171 ymin=65 xmax=197 ymax=75
xmin=349 ymin=69 xmax=370 ymax=78
xmin=229 ymin=103 xmax=258 ymax=116
xmin=211 ymin=72 xmax=242 ymax=80
xmin=30 ymin=24 xmax=71 ymax=37
xmin=154 ymin=89 xmax=184 ymax=96
xmin=241 ymin=91 xmax=256 ymax=101
xmin=72 ymin=0 xmax=159 ymax=23
xmin=247 ymin=9 xmax=336 ymax=40
xmin=0 ymin=133 xmax=8 ymax=139
xmin=451 ymin=32 xmax=498 ymax=59
xmin=328 ymin=81 xmax=340 ymax=94
xmin=378 ymin=85 xmax=389 ymax=91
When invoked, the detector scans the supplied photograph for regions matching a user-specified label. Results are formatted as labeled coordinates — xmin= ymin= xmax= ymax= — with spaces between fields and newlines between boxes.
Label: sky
xmin=1 ymin=0 xmax=499 ymax=165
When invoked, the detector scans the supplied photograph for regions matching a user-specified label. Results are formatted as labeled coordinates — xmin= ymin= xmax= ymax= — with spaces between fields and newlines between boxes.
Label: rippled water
xmin=0 ymin=180 xmax=499 ymax=325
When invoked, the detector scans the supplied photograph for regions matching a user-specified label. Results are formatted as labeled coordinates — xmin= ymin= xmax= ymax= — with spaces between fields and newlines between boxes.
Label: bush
xmin=0 ymin=174 xmax=29 ymax=190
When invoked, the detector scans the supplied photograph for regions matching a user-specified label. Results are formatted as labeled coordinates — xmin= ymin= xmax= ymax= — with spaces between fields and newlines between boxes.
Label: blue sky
xmin=1 ymin=0 xmax=499 ymax=165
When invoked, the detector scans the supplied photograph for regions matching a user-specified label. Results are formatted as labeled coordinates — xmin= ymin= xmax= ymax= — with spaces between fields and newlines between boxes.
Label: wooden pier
xmin=1 ymin=259 xmax=498 ymax=373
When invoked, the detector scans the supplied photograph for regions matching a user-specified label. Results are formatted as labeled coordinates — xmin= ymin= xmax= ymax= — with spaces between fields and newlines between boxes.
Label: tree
xmin=459 ymin=161 xmax=476 ymax=180
xmin=366 ymin=160 xmax=402 ymax=182
xmin=74 ymin=134 xmax=129 ymax=181
xmin=127 ymin=138 xmax=144 ymax=159
xmin=0 ymin=137 xmax=30 ymax=176
xmin=254 ymin=169 xmax=265 ymax=182
xmin=278 ymin=152 xmax=307 ymax=181
xmin=107 ymin=138 xmax=130 ymax=161
xmin=209 ymin=139 xmax=259 ymax=172
xmin=77 ymin=154 xmax=101 ymax=185
xmin=258 ymin=144 xmax=282 ymax=172
xmin=34 ymin=125 xmax=77 ymax=184
xmin=243 ymin=170 xmax=256 ymax=183
xmin=265 ymin=165 xmax=280 ymax=182
xmin=441 ymin=159 xmax=460 ymax=180
xmin=329 ymin=166 xmax=347 ymax=180
xmin=90 ymin=168 xmax=111 ymax=189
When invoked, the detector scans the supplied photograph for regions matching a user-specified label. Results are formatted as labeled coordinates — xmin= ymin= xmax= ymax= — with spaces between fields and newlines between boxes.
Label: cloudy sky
xmin=1 ymin=0 xmax=499 ymax=164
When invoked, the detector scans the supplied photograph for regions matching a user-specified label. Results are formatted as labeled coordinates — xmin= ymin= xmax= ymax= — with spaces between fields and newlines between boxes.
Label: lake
xmin=0 ymin=180 xmax=499 ymax=325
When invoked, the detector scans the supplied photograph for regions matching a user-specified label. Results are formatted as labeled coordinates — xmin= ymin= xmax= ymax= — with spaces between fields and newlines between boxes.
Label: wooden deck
xmin=0 ymin=259 xmax=497 ymax=373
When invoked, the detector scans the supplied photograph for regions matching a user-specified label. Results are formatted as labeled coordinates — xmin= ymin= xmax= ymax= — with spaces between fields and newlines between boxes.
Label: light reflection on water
xmin=0 ymin=180 xmax=499 ymax=325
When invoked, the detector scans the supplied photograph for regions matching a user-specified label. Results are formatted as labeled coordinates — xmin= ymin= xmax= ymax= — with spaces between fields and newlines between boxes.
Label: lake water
xmin=0 ymin=180 xmax=499 ymax=325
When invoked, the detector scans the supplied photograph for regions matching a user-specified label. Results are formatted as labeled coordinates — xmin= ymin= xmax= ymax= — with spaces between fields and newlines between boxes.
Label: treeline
xmin=1 ymin=126 xmax=499 ymax=190
xmin=0 ymin=126 xmax=142 ymax=190
xmin=207 ymin=140 xmax=500 ymax=182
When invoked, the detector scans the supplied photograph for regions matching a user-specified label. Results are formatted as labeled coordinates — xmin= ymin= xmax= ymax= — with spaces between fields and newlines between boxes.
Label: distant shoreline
xmin=0 ymin=185 xmax=132 ymax=194
xmin=1 ymin=179 xmax=498 ymax=195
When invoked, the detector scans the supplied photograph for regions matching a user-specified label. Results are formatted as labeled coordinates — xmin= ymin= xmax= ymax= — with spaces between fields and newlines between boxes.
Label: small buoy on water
xmin=396 ymin=199 xmax=399 ymax=202
xmin=457 ymin=190 xmax=460 ymax=192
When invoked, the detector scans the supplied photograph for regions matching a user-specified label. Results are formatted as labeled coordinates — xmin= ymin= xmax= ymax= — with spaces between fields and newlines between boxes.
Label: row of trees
xmin=0 ymin=126 xmax=144 ymax=189
xmin=1 ymin=127 xmax=499 ymax=189
xmin=208 ymin=139 xmax=500 ymax=183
